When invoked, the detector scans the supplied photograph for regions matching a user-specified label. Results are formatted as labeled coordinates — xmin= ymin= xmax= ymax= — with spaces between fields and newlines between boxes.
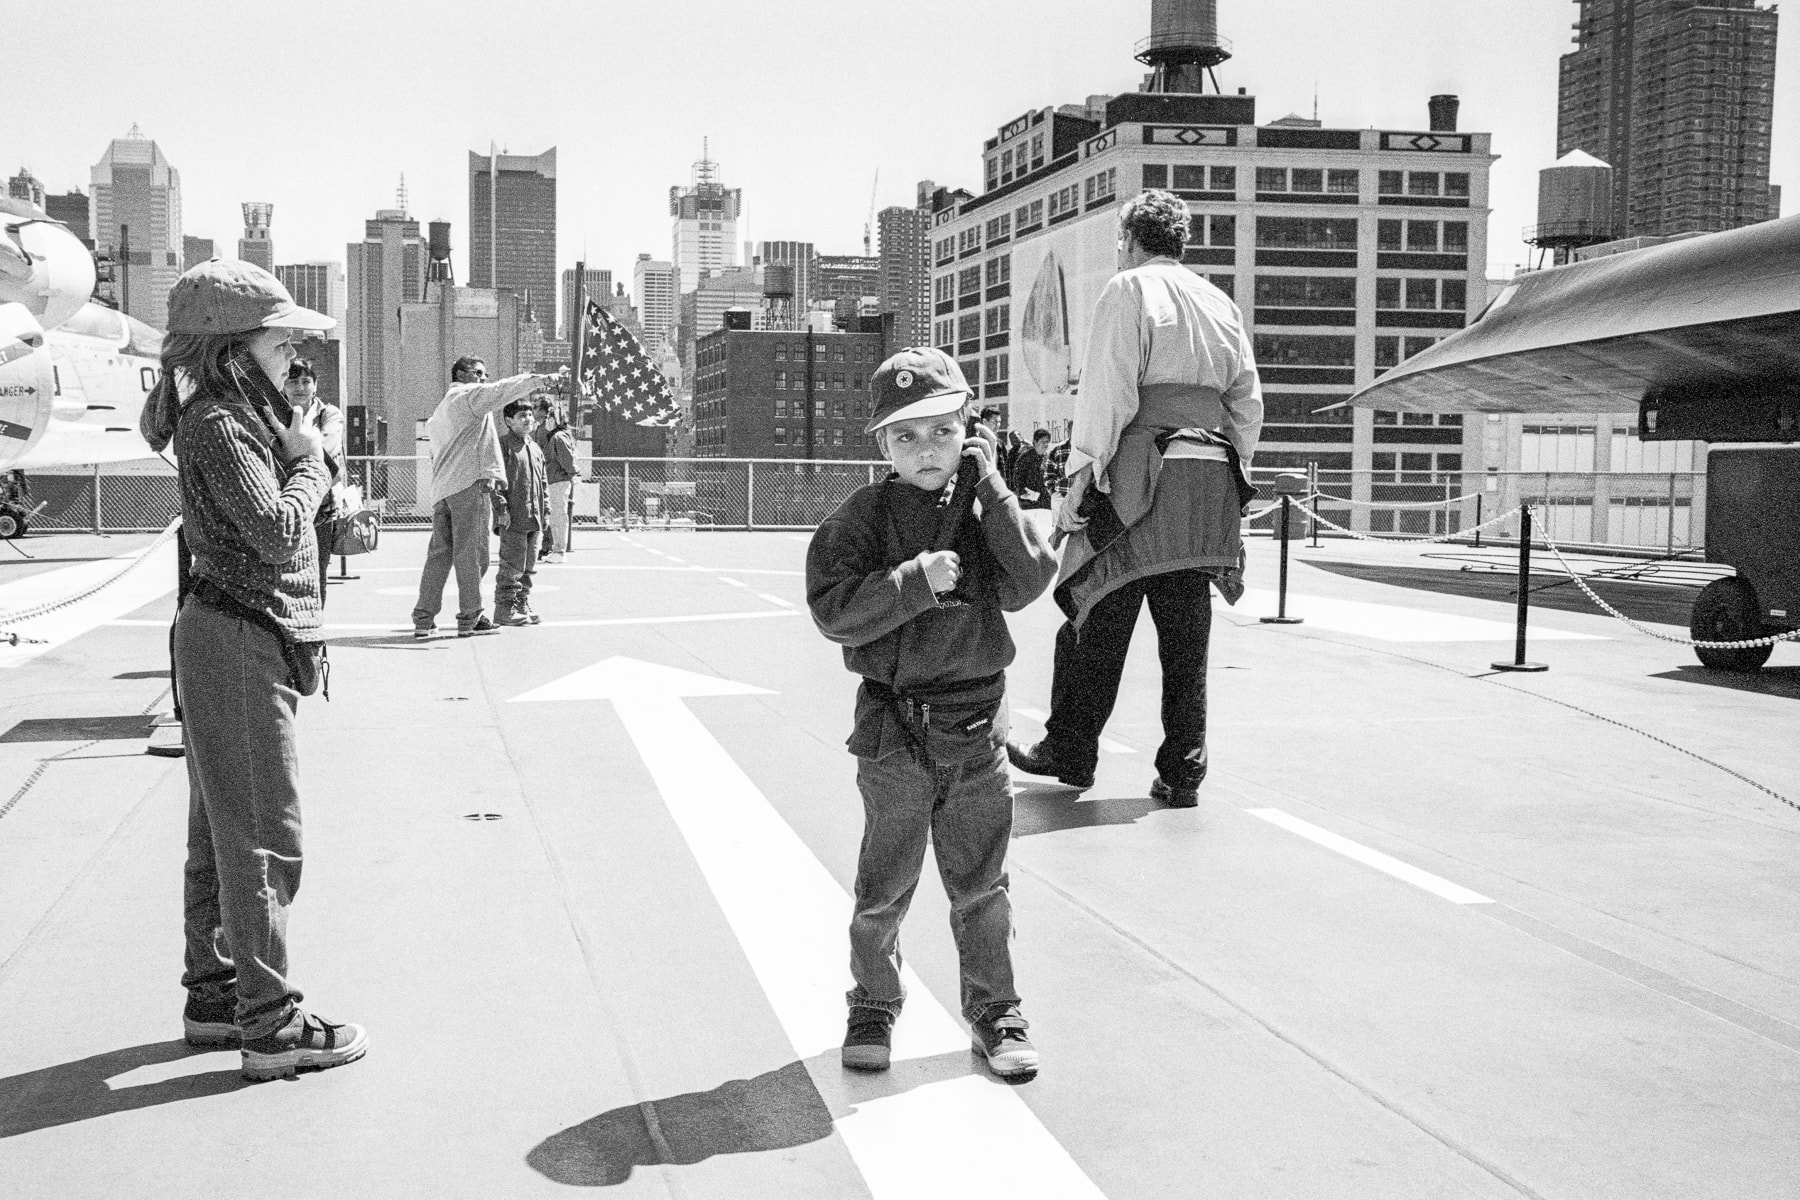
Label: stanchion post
xmin=1474 ymin=492 xmax=1483 ymax=548
xmin=1307 ymin=460 xmax=1320 ymax=548
xmin=1492 ymin=503 xmax=1548 ymax=672
xmin=1262 ymin=473 xmax=1305 ymax=625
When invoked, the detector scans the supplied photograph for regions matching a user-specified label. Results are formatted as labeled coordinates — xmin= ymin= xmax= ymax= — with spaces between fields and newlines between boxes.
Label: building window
xmin=1327 ymin=169 xmax=1359 ymax=194
xmin=1254 ymin=276 xmax=1356 ymax=308
xmin=1210 ymin=166 xmax=1236 ymax=192
xmin=986 ymin=157 xmax=999 ymax=190
xmin=935 ymin=237 xmax=955 ymax=265
xmin=832 ymin=373 xmax=845 ymax=390
xmin=960 ymin=359 xmax=980 ymax=386
xmin=1443 ymin=221 xmax=1469 ymax=253
xmin=1440 ymin=279 xmax=1467 ymax=310
xmin=831 ymin=347 xmax=845 ymax=362
xmin=1378 ymin=219 xmax=1403 ymax=251
xmin=985 ymin=213 xmax=1012 ymax=242
xmin=833 ymin=428 xmax=844 ymax=446
xmin=1404 ymin=336 xmax=1438 ymax=359
xmin=1254 ymin=333 xmax=1356 ymax=366
xmin=985 ymin=304 xmax=1009 ymax=335
xmin=1256 ymin=217 xmax=1359 ymax=250
xmin=1000 ymin=148 xmax=1014 ymax=181
xmin=1408 ymin=172 xmax=1440 ymax=197
xmin=985 ymin=256 xmax=1012 ymax=286
xmin=934 ymin=274 xmax=954 ymax=303
xmin=958 ymin=266 xmax=982 ymax=296
xmin=773 ymin=342 xmax=787 ymax=361
xmin=1256 ymin=166 xmax=1287 ymax=192
xmin=1207 ymin=274 xmax=1234 ymax=299
xmin=1290 ymin=168 xmax=1324 ymax=193
xmin=775 ymin=397 xmax=788 ymax=417
xmin=986 ymin=354 xmax=1009 ymax=383
xmin=814 ymin=399 xmax=826 ymax=418
xmin=935 ymin=319 xmax=954 ymax=347
xmin=1378 ymin=170 xmax=1404 ymax=195
xmin=1143 ymin=164 xmax=1169 ymax=189
xmin=1405 ymin=278 xmax=1437 ymax=309
xmin=1170 ymin=164 xmax=1206 ymax=190
xmin=958 ymin=227 xmax=982 ymax=255
xmin=1374 ymin=336 xmax=1400 ymax=367
xmin=774 ymin=370 xmax=787 ymax=389
xmin=831 ymin=398 xmax=845 ymax=418
xmin=1521 ymin=424 xmax=1597 ymax=472
xmin=1445 ymin=172 xmax=1470 ymax=198
xmin=1209 ymin=214 xmax=1236 ymax=246
xmin=774 ymin=426 xmax=787 ymax=445
xmin=1376 ymin=278 xmax=1401 ymax=309
xmin=1406 ymin=221 xmax=1439 ymax=252
xmin=1031 ymin=133 xmax=1044 ymax=165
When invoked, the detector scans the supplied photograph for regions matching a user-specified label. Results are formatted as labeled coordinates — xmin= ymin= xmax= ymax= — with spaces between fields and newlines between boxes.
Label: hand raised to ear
xmin=264 ymin=402 xmax=323 ymax=462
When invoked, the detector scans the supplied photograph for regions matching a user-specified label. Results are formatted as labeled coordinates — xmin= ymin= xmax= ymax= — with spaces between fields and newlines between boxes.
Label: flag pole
xmin=568 ymin=260 xmax=587 ymax=554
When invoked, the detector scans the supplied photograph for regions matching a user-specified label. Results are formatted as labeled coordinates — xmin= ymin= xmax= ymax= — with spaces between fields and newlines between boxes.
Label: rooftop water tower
xmin=1136 ymin=0 xmax=1233 ymax=94
xmin=1526 ymin=150 xmax=1615 ymax=266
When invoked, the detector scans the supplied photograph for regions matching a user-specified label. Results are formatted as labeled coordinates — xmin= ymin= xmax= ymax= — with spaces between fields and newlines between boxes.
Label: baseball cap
xmin=866 ymin=347 xmax=973 ymax=433
xmin=166 ymin=258 xmax=335 ymax=336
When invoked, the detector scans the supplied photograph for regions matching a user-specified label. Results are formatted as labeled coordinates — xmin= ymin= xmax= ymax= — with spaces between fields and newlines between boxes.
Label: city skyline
xmin=7 ymin=0 xmax=1794 ymax=291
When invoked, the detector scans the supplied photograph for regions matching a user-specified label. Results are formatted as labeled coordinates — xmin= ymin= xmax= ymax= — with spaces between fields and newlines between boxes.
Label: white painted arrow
xmin=511 ymin=656 xmax=1106 ymax=1199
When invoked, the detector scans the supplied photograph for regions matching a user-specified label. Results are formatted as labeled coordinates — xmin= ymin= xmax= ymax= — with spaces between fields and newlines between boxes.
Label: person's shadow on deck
xmin=1011 ymin=779 xmax=1161 ymax=837
xmin=0 ymin=1040 xmax=251 ymax=1137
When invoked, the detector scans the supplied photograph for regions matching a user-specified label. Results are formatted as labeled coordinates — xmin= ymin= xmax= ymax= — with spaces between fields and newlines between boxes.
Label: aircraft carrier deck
xmin=2 ymin=525 xmax=1796 ymax=1199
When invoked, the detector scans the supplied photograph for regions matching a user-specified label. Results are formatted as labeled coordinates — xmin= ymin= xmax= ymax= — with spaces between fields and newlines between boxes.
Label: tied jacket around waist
xmin=1056 ymin=257 xmax=1264 ymax=629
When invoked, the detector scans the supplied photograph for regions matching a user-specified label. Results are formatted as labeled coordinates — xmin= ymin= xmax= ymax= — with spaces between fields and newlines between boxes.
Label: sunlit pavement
xmin=2 ymin=526 xmax=1796 ymax=1199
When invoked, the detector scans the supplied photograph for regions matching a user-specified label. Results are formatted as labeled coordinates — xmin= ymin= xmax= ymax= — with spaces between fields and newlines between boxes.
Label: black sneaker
xmin=1150 ymin=777 xmax=1200 ymax=808
xmin=241 ymin=1012 xmax=368 ymax=1081
xmin=516 ymin=601 xmax=542 ymax=625
xmin=841 ymin=1006 xmax=894 ymax=1071
xmin=458 ymin=615 xmax=500 ymax=638
xmin=1005 ymin=739 xmax=1095 ymax=790
xmin=971 ymin=1006 xmax=1039 ymax=1079
xmin=413 ymin=625 xmax=435 ymax=640
xmin=183 ymin=994 xmax=239 ymax=1047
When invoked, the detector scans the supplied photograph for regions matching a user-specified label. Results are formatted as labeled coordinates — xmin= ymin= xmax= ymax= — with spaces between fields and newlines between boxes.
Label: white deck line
xmin=1245 ymin=808 xmax=1494 ymax=905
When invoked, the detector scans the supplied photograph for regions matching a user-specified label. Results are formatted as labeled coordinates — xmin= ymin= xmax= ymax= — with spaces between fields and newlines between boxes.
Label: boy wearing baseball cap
xmin=806 ymin=347 xmax=1059 ymax=1079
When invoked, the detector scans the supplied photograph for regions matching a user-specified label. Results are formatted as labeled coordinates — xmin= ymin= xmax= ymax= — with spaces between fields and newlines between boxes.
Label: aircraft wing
xmin=1345 ymin=214 xmax=1800 ymax=415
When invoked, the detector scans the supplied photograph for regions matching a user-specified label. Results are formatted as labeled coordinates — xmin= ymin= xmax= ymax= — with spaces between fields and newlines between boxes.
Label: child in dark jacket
xmin=806 ymin=347 xmax=1058 ymax=1079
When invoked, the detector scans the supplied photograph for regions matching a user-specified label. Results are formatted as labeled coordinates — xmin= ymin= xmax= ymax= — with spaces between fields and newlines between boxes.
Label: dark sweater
xmin=807 ymin=470 xmax=1058 ymax=696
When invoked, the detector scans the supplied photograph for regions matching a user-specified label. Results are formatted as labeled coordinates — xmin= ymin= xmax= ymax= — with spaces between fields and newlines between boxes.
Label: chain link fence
xmin=17 ymin=458 xmax=1708 ymax=555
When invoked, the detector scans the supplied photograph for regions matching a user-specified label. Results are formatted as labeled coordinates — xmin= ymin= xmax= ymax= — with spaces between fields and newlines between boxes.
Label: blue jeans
xmin=847 ymin=744 xmax=1019 ymax=1024
xmin=175 ymin=599 xmax=306 ymax=1040
xmin=495 ymin=527 xmax=540 ymax=609
xmin=412 ymin=483 xmax=493 ymax=628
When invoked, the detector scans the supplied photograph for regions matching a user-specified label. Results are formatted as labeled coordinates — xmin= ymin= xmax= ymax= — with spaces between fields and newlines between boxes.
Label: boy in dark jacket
xmin=806 ymin=348 xmax=1059 ymax=1079
xmin=494 ymin=399 xmax=548 ymax=626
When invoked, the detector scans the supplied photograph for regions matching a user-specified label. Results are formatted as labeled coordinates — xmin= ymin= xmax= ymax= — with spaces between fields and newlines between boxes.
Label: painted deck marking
xmin=0 ymin=540 xmax=178 ymax=668
xmin=1246 ymin=808 xmax=1494 ymax=905
xmin=512 ymin=658 xmax=1106 ymax=1199
xmin=1229 ymin=587 xmax=1602 ymax=643
xmin=757 ymin=592 xmax=796 ymax=609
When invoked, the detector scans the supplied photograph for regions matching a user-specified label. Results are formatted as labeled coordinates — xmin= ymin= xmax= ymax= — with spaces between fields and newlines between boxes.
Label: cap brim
xmin=866 ymin=389 xmax=970 ymax=433
xmin=260 ymin=304 xmax=335 ymax=332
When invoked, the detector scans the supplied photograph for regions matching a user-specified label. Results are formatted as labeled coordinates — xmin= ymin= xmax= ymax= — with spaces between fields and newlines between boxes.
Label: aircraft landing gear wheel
xmin=0 ymin=512 xmax=19 ymax=539
xmin=1691 ymin=577 xmax=1773 ymax=672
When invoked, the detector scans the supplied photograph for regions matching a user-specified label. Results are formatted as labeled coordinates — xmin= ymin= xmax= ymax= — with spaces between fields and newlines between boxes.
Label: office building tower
xmin=89 ymin=126 xmax=183 ymax=329
xmin=634 ymin=254 xmax=678 ymax=351
xmin=7 ymin=168 xmax=46 ymax=210
xmin=878 ymin=202 xmax=932 ymax=347
xmin=346 ymin=203 xmax=427 ymax=425
xmin=239 ymin=202 xmax=274 ymax=271
xmin=276 ymin=261 xmax=347 ymax=333
xmin=45 ymin=190 xmax=91 ymax=245
xmin=183 ymin=236 xmax=215 ymax=272
xmin=561 ymin=266 xmax=611 ymax=342
xmin=468 ymin=146 xmax=557 ymax=326
xmin=692 ymin=324 xmax=891 ymax=460
xmin=1558 ymin=0 xmax=1779 ymax=237
xmin=757 ymin=241 xmax=816 ymax=320
xmin=670 ymin=146 xmax=741 ymax=291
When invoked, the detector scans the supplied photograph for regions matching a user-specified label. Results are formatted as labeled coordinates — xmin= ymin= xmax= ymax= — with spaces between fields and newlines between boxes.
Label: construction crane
xmin=862 ymin=169 xmax=879 ymax=257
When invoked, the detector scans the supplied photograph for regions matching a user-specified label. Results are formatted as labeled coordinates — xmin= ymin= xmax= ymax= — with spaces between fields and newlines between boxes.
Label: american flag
xmin=578 ymin=296 xmax=680 ymax=425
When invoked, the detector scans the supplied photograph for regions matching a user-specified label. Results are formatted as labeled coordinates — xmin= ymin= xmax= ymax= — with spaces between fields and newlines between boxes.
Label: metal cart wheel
xmin=0 ymin=510 xmax=20 ymax=539
xmin=1691 ymin=577 xmax=1774 ymax=672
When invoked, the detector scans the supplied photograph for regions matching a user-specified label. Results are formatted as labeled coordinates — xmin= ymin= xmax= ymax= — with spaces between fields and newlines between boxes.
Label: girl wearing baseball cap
xmin=147 ymin=259 xmax=367 ymax=1080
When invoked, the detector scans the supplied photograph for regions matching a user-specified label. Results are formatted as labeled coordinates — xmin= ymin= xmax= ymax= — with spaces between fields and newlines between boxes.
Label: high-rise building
xmin=276 ymin=262 xmax=347 ymax=334
xmin=346 ymin=203 xmax=427 ymax=428
xmin=878 ymin=201 xmax=932 ymax=347
xmin=670 ymin=147 xmax=741 ymax=291
xmin=634 ymin=254 xmax=678 ymax=351
xmin=691 ymin=325 xmax=891 ymax=461
xmin=1557 ymin=0 xmax=1779 ymax=237
xmin=926 ymin=1 xmax=1496 ymax=535
xmin=468 ymin=147 xmax=558 ymax=326
xmin=44 ymin=190 xmax=91 ymax=246
xmin=183 ymin=235 xmax=215 ymax=272
xmin=90 ymin=126 xmax=183 ymax=329
xmin=561 ymin=266 xmax=611 ymax=342
xmin=239 ymin=202 xmax=274 ymax=271
xmin=7 ymin=168 xmax=46 ymax=209
xmin=757 ymin=241 xmax=816 ymax=319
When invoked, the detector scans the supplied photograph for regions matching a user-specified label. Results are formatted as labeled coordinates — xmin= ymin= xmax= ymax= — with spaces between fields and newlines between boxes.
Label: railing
xmin=15 ymin=459 xmax=1709 ymax=555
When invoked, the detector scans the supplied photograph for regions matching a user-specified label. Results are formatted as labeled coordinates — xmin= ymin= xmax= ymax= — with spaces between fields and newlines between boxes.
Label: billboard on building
xmin=1007 ymin=212 xmax=1118 ymax=436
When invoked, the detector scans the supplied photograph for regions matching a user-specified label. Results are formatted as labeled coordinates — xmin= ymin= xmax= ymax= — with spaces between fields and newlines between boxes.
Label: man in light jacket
xmin=1008 ymin=190 xmax=1262 ymax=808
xmin=410 ymin=355 xmax=559 ymax=638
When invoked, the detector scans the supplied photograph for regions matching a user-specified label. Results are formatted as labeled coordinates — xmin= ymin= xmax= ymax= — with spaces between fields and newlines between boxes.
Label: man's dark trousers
xmin=1043 ymin=568 xmax=1212 ymax=787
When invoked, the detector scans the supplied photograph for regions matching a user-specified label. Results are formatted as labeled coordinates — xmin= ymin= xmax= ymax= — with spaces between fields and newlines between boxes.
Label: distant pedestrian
xmin=284 ymin=358 xmax=341 ymax=604
xmin=1043 ymin=437 xmax=1073 ymax=514
xmin=534 ymin=397 xmax=577 ymax=562
xmin=494 ymin=398 xmax=548 ymax=626
xmin=1008 ymin=428 xmax=1053 ymax=510
xmin=807 ymin=347 xmax=1059 ymax=1080
xmin=1008 ymin=191 xmax=1263 ymax=809
xmin=143 ymin=258 xmax=366 ymax=1080
xmin=410 ymin=356 xmax=557 ymax=638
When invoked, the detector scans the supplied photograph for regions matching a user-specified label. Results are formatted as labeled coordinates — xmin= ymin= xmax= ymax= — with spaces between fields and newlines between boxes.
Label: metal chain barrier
xmin=1305 ymin=499 xmax=1524 ymax=545
xmin=1536 ymin=524 xmax=1800 ymax=650
xmin=1311 ymin=489 xmax=1486 ymax=509
xmin=0 ymin=517 xmax=181 ymax=640
xmin=1242 ymin=500 xmax=1285 ymax=522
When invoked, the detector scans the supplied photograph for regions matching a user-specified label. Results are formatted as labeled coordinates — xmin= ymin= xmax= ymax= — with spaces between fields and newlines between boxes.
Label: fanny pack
xmin=852 ymin=673 xmax=1008 ymax=762
xmin=189 ymin=579 xmax=330 ymax=700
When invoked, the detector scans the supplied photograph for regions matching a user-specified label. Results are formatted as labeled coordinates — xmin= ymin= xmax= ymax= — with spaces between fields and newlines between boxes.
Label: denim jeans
xmin=847 ymin=744 xmax=1019 ymax=1024
xmin=546 ymin=480 xmax=572 ymax=554
xmin=1044 ymin=567 xmax=1213 ymax=788
xmin=496 ymin=528 xmax=540 ymax=609
xmin=412 ymin=482 xmax=492 ymax=628
xmin=175 ymin=598 xmax=306 ymax=1040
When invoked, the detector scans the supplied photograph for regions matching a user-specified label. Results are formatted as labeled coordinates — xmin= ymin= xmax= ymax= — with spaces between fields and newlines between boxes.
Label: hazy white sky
xmin=9 ymin=0 xmax=1795 ymax=284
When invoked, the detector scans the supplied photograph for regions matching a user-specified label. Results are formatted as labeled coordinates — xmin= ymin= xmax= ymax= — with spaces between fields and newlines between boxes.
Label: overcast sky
xmin=10 ymin=0 xmax=1795 ymax=285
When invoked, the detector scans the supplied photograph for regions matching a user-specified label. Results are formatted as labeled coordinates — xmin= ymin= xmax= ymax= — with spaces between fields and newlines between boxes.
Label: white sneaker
xmin=541 ymin=552 xmax=563 ymax=564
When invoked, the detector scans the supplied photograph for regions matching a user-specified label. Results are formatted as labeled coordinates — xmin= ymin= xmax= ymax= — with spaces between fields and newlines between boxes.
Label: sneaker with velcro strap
xmin=970 ymin=1005 xmax=1039 ymax=1079
xmin=841 ymin=1006 xmax=894 ymax=1071
xmin=241 ymin=1012 xmax=368 ymax=1081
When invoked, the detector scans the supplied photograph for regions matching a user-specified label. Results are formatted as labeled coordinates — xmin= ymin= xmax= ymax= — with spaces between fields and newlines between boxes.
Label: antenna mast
xmin=863 ymin=169 xmax=879 ymax=257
